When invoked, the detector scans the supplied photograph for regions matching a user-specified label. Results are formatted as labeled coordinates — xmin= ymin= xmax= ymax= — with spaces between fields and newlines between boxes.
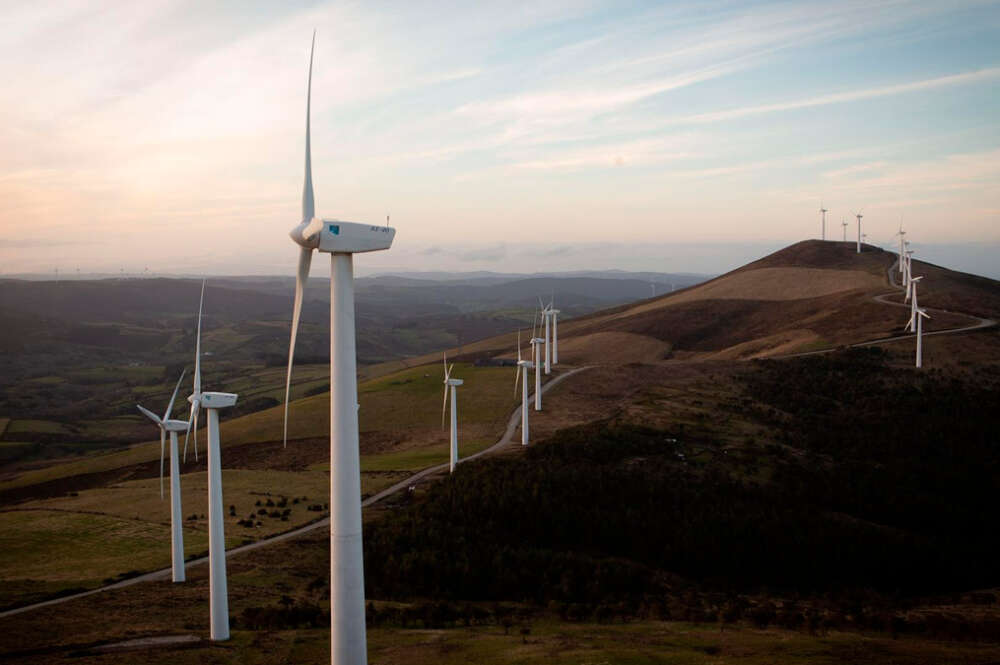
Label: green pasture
xmin=0 ymin=509 xmax=208 ymax=608
xmin=0 ymin=362 xmax=519 ymax=496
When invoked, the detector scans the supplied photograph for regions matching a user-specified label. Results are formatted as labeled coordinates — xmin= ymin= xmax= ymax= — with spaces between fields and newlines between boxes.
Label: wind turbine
xmin=904 ymin=250 xmax=915 ymax=302
xmin=540 ymin=297 xmax=553 ymax=375
xmin=895 ymin=221 xmax=906 ymax=274
xmin=283 ymin=33 xmax=395 ymax=665
xmin=854 ymin=211 xmax=863 ymax=253
xmin=550 ymin=304 xmax=560 ymax=366
xmin=441 ymin=354 xmax=463 ymax=473
xmin=184 ymin=280 xmax=205 ymax=463
xmin=819 ymin=202 xmax=828 ymax=240
xmin=513 ymin=330 xmax=532 ymax=446
xmin=136 ymin=370 xmax=188 ymax=583
xmin=910 ymin=306 xmax=931 ymax=368
xmin=906 ymin=276 xmax=923 ymax=331
xmin=529 ymin=310 xmax=544 ymax=411
xmin=841 ymin=218 xmax=848 ymax=242
xmin=181 ymin=285 xmax=238 ymax=640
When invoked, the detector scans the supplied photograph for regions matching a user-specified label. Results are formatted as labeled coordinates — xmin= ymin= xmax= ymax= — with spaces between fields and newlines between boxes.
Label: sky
xmin=1 ymin=0 xmax=999 ymax=278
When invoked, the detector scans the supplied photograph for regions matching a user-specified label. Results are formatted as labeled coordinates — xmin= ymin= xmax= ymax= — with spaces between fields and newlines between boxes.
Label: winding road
xmin=784 ymin=256 xmax=995 ymax=358
xmin=0 ymin=365 xmax=592 ymax=619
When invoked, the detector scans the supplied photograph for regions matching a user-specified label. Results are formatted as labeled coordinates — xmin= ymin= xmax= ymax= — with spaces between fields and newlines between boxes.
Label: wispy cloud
xmin=677 ymin=67 xmax=1000 ymax=124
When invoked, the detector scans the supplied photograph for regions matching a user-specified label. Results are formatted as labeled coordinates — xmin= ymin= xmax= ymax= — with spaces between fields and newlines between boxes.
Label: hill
xmin=355 ymin=240 xmax=997 ymax=371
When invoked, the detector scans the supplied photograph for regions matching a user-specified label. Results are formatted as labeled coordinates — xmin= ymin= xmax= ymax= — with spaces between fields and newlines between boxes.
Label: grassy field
xmin=0 ymin=509 xmax=209 ymax=608
xmin=0 ymin=467 xmax=408 ymax=609
xmin=0 ymin=362 xmax=519 ymax=492
xmin=0 ymin=360 xmax=523 ymax=609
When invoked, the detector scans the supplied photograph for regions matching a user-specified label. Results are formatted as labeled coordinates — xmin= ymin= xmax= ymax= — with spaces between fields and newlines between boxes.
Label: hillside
xmin=2 ymin=239 xmax=1000 ymax=661
xmin=370 ymin=239 xmax=998 ymax=369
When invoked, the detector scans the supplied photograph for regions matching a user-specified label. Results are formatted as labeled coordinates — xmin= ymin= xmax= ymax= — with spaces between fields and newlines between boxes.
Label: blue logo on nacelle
xmin=328 ymin=224 xmax=340 ymax=235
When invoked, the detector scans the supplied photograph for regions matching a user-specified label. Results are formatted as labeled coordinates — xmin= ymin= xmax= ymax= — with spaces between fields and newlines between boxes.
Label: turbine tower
xmin=910 ymin=306 xmax=931 ymax=368
xmin=550 ymin=305 xmax=560 ymax=365
xmin=841 ymin=218 xmax=848 ymax=242
xmin=202 ymin=389 xmax=237 ymax=641
xmin=528 ymin=311 xmax=544 ymax=411
xmin=136 ymin=370 xmax=188 ymax=583
xmin=283 ymin=33 xmax=395 ymax=665
xmin=854 ymin=211 xmax=863 ymax=253
xmin=906 ymin=276 xmax=923 ymax=331
xmin=819 ymin=203 xmax=828 ymax=240
xmin=541 ymin=297 xmax=553 ymax=375
xmin=441 ymin=354 xmax=463 ymax=473
xmin=513 ymin=330 xmax=532 ymax=446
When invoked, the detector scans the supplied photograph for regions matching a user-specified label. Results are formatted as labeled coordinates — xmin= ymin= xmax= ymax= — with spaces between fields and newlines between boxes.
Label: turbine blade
xmin=443 ymin=352 xmax=448 ymax=381
xmin=193 ymin=404 xmax=200 ymax=462
xmin=303 ymin=30 xmax=316 ymax=222
xmin=441 ymin=383 xmax=449 ymax=429
xmin=194 ymin=280 xmax=204 ymax=396
xmin=183 ymin=404 xmax=193 ymax=462
xmin=284 ymin=246 xmax=313 ymax=448
xmin=517 ymin=329 xmax=522 ymax=361
xmin=159 ymin=429 xmax=166 ymax=500
xmin=514 ymin=365 xmax=521 ymax=398
xmin=162 ymin=369 xmax=186 ymax=423
xmin=136 ymin=404 xmax=162 ymax=426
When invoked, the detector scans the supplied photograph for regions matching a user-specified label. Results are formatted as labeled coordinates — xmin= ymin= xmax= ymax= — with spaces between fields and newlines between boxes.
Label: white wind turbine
xmin=283 ymin=33 xmax=395 ymax=665
xmin=841 ymin=218 xmax=848 ymax=242
xmin=513 ymin=330 xmax=532 ymax=446
xmin=529 ymin=310 xmax=544 ymax=411
xmin=181 ymin=285 xmax=238 ymax=640
xmin=910 ymin=305 xmax=931 ymax=368
xmin=136 ymin=370 xmax=188 ymax=583
xmin=550 ymin=303 xmax=561 ymax=366
xmin=895 ymin=222 xmax=906 ymax=274
xmin=854 ymin=211 xmax=863 ymax=253
xmin=441 ymin=354 xmax=463 ymax=473
xmin=183 ymin=280 xmax=205 ymax=463
xmin=906 ymin=276 xmax=923 ymax=332
xmin=904 ymin=249 xmax=915 ymax=302
xmin=819 ymin=202 xmax=828 ymax=240
xmin=540 ymin=297 xmax=553 ymax=375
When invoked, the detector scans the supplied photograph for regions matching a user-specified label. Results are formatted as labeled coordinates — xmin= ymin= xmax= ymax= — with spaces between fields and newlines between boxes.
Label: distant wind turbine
xmin=910 ymin=306 xmax=931 ymax=368
xmin=895 ymin=221 xmax=907 ymax=274
xmin=906 ymin=276 xmax=923 ymax=331
xmin=854 ymin=211 xmax=863 ymax=253
xmin=441 ymin=353 xmax=463 ymax=473
xmin=541 ymin=297 xmax=553 ymax=375
xmin=550 ymin=304 xmax=561 ymax=366
xmin=819 ymin=203 xmax=828 ymax=240
xmin=530 ymin=309 xmax=544 ymax=411
xmin=514 ymin=330 xmax=532 ymax=446
xmin=136 ymin=370 xmax=188 ymax=583
xmin=841 ymin=218 xmax=848 ymax=242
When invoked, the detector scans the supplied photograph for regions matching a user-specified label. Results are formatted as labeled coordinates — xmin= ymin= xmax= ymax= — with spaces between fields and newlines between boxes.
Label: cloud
xmin=456 ymin=244 xmax=508 ymax=262
xmin=676 ymin=67 xmax=1000 ymax=124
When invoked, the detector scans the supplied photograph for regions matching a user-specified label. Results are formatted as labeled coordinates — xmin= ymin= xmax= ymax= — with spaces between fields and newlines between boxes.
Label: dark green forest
xmin=364 ymin=349 xmax=1000 ymax=611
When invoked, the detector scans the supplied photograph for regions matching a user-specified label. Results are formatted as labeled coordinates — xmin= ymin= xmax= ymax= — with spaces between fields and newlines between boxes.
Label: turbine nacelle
xmin=164 ymin=419 xmax=190 ymax=432
xmin=446 ymin=378 xmax=464 ymax=387
xmin=202 ymin=392 xmax=238 ymax=409
xmin=316 ymin=220 xmax=395 ymax=254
